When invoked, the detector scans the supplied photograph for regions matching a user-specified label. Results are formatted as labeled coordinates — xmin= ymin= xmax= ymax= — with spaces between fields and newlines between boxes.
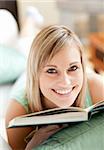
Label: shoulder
xmin=5 ymin=99 xmax=34 ymax=149
xmin=87 ymin=72 xmax=104 ymax=104
xmin=5 ymin=99 xmax=27 ymax=124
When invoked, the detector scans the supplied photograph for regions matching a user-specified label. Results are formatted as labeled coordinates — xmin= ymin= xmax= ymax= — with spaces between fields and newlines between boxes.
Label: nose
xmin=58 ymin=73 xmax=71 ymax=86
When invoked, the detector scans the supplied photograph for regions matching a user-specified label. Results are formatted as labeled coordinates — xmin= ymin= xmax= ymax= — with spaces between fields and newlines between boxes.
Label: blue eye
xmin=46 ymin=68 xmax=57 ymax=74
xmin=68 ymin=65 xmax=78 ymax=72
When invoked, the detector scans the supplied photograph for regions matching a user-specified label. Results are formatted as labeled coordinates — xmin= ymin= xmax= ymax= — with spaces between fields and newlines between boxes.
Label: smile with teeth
xmin=53 ymin=88 xmax=73 ymax=95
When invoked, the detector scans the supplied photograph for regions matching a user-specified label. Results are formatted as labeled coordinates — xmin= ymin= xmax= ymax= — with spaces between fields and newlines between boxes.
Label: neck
xmin=42 ymin=97 xmax=58 ymax=110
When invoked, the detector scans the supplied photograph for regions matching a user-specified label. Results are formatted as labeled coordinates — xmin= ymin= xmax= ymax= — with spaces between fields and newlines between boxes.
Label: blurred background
xmin=0 ymin=0 xmax=104 ymax=142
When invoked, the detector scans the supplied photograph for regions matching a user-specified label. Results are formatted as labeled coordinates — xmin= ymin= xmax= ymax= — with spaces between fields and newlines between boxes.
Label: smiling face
xmin=39 ymin=42 xmax=84 ymax=109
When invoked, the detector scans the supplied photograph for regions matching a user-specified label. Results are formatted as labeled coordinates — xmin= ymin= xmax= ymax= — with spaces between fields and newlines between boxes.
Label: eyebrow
xmin=45 ymin=61 xmax=80 ymax=68
xmin=69 ymin=61 xmax=80 ymax=66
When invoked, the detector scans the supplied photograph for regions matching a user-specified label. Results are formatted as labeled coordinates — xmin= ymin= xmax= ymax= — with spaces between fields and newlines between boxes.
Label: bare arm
xmin=6 ymin=100 xmax=68 ymax=150
xmin=5 ymin=99 xmax=34 ymax=150
xmin=88 ymin=72 xmax=104 ymax=104
xmin=25 ymin=124 xmax=68 ymax=150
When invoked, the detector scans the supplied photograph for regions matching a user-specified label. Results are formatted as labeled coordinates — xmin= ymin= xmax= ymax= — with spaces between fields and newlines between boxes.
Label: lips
xmin=52 ymin=87 xmax=75 ymax=95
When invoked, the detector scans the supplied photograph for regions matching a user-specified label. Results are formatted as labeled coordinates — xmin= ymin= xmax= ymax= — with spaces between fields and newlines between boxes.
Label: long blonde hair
xmin=26 ymin=25 xmax=87 ymax=112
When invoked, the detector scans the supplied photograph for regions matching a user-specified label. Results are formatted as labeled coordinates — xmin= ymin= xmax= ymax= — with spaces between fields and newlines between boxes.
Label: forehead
xmin=47 ymin=42 xmax=81 ymax=65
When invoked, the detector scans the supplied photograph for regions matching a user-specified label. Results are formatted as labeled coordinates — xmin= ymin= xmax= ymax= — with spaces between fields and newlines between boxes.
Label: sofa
xmin=34 ymin=111 xmax=104 ymax=150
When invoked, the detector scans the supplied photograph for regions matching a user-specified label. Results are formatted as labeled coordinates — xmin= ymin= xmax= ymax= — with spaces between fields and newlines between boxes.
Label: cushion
xmin=0 ymin=134 xmax=12 ymax=150
xmin=34 ymin=111 xmax=104 ymax=150
xmin=0 ymin=45 xmax=26 ymax=84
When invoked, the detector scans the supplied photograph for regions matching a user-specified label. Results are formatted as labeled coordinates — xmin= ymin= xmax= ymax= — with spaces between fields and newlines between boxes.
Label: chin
xmin=56 ymin=102 xmax=75 ymax=108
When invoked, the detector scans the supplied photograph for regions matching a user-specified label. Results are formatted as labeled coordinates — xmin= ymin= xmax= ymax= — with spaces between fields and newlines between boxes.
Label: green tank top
xmin=10 ymin=73 xmax=29 ymax=113
xmin=10 ymin=74 xmax=92 ymax=113
xmin=85 ymin=85 xmax=93 ymax=107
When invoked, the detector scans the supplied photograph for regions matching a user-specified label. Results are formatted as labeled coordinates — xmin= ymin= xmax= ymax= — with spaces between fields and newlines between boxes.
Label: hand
xmin=25 ymin=124 xmax=68 ymax=150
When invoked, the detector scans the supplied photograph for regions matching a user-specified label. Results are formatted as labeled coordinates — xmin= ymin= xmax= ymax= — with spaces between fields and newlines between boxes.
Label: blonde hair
xmin=26 ymin=25 xmax=87 ymax=112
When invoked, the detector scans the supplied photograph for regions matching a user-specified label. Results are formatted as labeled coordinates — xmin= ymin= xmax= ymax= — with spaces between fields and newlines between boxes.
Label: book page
xmin=85 ymin=100 xmax=104 ymax=113
xmin=17 ymin=107 xmax=85 ymax=119
xmin=8 ymin=110 xmax=88 ymax=128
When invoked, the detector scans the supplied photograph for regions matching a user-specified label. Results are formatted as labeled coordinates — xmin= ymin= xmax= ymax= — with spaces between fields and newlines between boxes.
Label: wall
xmin=17 ymin=0 xmax=59 ymax=27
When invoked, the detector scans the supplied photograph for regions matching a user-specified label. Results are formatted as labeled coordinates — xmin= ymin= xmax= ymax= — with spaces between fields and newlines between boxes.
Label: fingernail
xmin=62 ymin=124 xmax=69 ymax=128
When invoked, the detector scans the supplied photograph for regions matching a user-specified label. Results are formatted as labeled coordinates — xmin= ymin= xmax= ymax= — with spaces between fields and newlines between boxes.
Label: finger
xmin=42 ymin=125 xmax=60 ymax=132
xmin=46 ymin=123 xmax=69 ymax=131
xmin=46 ymin=126 xmax=62 ymax=136
xmin=43 ymin=124 xmax=69 ymax=133
xmin=46 ymin=124 xmax=69 ymax=135
xmin=59 ymin=124 xmax=69 ymax=129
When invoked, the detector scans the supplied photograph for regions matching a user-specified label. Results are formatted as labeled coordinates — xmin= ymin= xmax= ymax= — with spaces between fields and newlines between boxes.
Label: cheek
xmin=39 ymin=73 xmax=56 ymax=89
xmin=73 ymin=70 xmax=84 ymax=87
xmin=77 ymin=71 xmax=84 ymax=87
xmin=39 ymin=76 xmax=51 ymax=93
xmin=39 ymin=78 xmax=46 ymax=92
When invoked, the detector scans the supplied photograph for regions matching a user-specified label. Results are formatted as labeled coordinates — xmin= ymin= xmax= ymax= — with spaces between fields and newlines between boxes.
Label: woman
xmin=6 ymin=25 xmax=104 ymax=150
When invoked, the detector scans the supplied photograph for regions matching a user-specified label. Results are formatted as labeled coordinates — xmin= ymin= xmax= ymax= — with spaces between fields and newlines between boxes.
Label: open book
xmin=8 ymin=100 xmax=104 ymax=128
